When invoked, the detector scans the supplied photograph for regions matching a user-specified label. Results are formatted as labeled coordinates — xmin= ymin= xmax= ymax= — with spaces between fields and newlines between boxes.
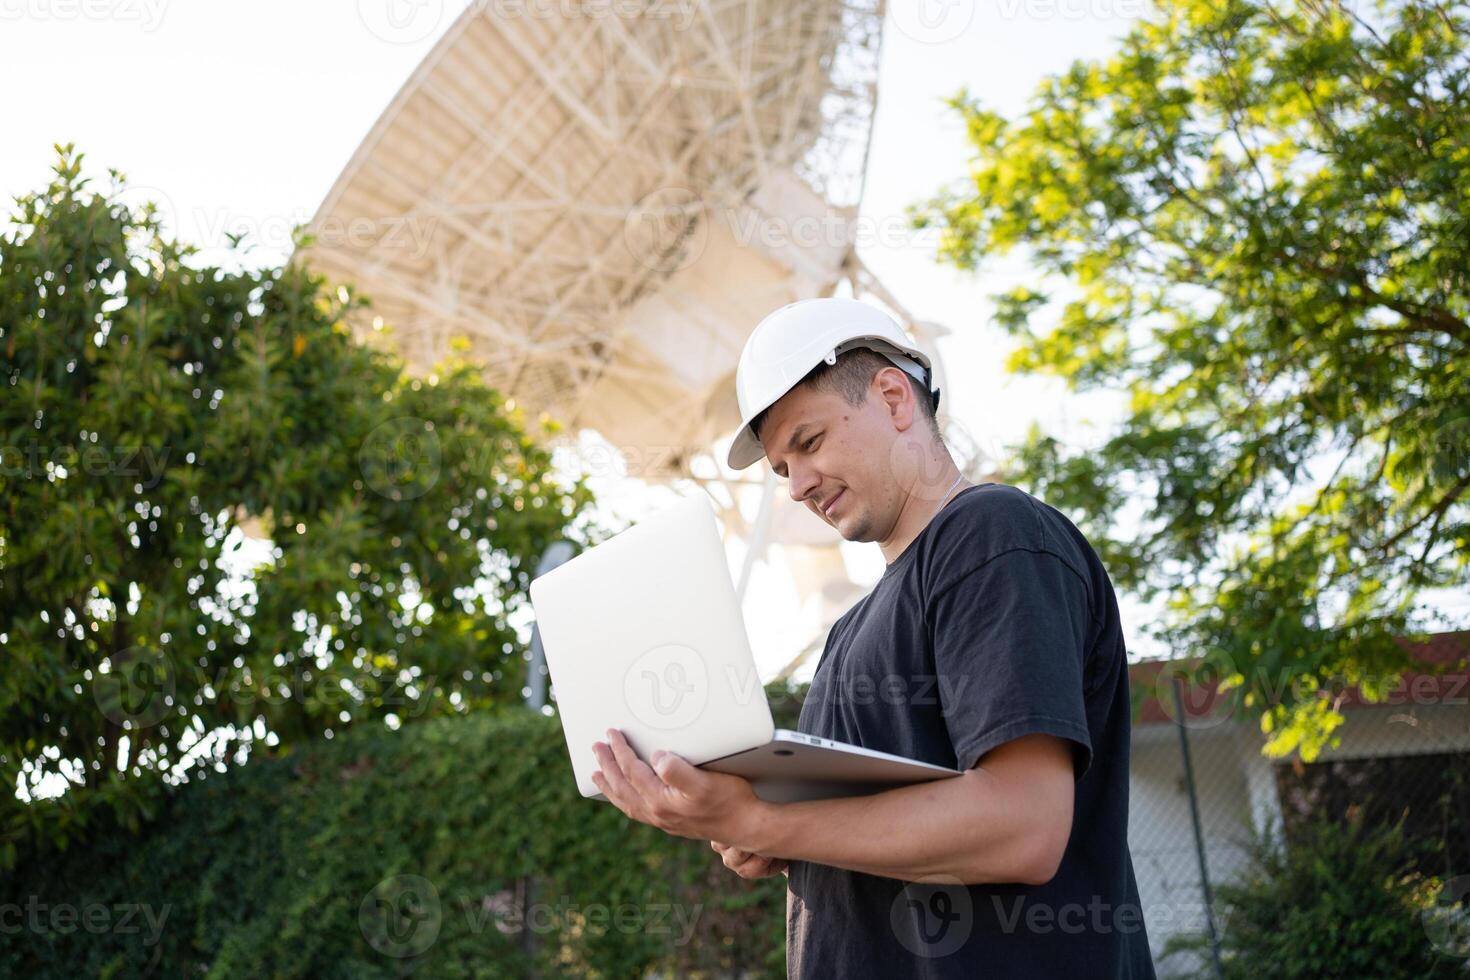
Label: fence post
xmin=1172 ymin=675 xmax=1225 ymax=980
xmin=527 ymin=541 xmax=576 ymax=712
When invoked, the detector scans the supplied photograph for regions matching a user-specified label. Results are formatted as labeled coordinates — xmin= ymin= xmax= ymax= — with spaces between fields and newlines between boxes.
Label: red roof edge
xmin=1129 ymin=630 xmax=1470 ymax=726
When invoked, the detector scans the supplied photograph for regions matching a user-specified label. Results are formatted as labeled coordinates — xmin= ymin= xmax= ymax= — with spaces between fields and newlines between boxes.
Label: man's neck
xmin=879 ymin=467 xmax=967 ymax=565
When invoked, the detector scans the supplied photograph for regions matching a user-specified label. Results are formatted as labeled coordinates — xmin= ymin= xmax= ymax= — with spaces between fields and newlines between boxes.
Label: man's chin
xmin=833 ymin=514 xmax=870 ymax=542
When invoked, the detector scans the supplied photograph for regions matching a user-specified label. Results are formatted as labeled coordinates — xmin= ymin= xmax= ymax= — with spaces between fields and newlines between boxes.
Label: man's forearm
xmin=742 ymin=743 xmax=1073 ymax=886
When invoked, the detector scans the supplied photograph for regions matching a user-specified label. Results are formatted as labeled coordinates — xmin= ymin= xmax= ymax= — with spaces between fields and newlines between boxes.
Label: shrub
xmin=1161 ymin=810 xmax=1467 ymax=978
xmin=0 ymin=706 xmax=794 ymax=978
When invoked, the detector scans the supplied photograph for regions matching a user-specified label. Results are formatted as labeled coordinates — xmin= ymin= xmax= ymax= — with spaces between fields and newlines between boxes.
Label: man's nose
xmin=788 ymin=466 xmax=821 ymax=504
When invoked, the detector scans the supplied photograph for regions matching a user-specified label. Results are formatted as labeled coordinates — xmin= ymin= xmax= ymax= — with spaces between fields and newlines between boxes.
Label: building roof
xmin=1130 ymin=630 xmax=1470 ymax=727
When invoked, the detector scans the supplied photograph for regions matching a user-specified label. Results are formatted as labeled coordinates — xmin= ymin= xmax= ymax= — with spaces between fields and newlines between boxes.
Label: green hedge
xmin=0 ymin=707 xmax=795 ymax=978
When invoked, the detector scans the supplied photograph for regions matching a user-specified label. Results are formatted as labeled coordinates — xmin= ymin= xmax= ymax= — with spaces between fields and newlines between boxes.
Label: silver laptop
xmin=528 ymin=493 xmax=960 ymax=804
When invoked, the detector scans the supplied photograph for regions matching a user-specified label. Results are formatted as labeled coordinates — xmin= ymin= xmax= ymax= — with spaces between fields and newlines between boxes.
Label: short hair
xmin=750 ymin=347 xmax=941 ymax=444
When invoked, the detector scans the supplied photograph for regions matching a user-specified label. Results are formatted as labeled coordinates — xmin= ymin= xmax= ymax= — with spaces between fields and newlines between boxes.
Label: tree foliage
xmin=915 ymin=0 xmax=1470 ymax=757
xmin=0 ymin=147 xmax=595 ymax=866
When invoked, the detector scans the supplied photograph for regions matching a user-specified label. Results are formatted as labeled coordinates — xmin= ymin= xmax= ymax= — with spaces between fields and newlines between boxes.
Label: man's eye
xmin=803 ymin=436 xmax=820 ymax=452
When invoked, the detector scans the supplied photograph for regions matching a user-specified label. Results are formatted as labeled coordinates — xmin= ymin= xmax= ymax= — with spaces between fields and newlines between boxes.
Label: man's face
xmin=758 ymin=376 xmax=911 ymax=542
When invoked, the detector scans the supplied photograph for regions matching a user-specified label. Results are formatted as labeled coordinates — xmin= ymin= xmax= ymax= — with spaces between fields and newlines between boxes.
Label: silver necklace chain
xmin=937 ymin=471 xmax=965 ymax=510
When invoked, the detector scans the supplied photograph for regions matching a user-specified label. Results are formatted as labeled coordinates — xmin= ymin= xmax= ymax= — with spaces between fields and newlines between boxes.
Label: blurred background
xmin=2 ymin=1 xmax=1468 ymax=976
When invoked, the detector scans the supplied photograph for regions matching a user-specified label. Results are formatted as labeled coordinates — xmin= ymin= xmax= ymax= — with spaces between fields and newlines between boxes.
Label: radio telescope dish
xmin=297 ymin=0 xmax=966 ymax=677
xmin=298 ymin=0 xmax=890 ymax=477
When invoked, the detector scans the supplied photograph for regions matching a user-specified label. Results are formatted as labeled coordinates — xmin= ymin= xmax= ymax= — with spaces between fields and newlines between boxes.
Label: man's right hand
xmin=711 ymin=840 xmax=789 ymax=879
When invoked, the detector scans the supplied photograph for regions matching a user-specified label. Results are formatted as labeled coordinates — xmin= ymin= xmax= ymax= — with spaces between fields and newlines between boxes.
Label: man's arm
xmin=592 ymin=728 xmax=1075 ymax=886
xmin=746 ymin=732 xmax=1075 ymax=885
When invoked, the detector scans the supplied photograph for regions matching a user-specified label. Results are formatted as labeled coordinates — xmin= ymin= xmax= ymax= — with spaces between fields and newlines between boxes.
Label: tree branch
xmin=1380 ymin=470 xmax=1470 ymax=553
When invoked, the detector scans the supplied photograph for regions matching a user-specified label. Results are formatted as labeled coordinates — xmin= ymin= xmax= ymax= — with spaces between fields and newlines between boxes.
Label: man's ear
xmin=873 ymin=367 xmax=918 ymax=433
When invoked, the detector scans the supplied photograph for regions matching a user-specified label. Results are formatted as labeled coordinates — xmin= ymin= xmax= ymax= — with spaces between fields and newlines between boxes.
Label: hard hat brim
xmin=726 ymin=424 xmax=767 ymax=470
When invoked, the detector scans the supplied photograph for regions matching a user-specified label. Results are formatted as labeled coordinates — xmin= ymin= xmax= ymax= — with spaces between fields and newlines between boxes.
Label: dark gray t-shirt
xmin=786 ymin=483 xmax=1155 ymax=979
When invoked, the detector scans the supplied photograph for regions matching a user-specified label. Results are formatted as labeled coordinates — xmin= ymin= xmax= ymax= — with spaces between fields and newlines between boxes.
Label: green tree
xmin=0 ymin=147 xmax=595 ymax=866
xmin=915 ymin=0 xmax=1470 ymax=759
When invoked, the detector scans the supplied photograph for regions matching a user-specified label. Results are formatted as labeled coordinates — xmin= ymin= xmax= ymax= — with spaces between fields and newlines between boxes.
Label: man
xmin=590 ymin=298 xmax=1156 ymax=977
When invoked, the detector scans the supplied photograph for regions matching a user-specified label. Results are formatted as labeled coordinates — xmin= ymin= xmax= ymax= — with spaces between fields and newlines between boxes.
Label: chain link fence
xmin=1127 ymin=634 xmax=1470 ymax=977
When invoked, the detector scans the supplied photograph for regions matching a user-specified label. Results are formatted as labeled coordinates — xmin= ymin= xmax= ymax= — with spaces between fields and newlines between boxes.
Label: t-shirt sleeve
xmin=927 ymin=547 xmax=1095 ymax=778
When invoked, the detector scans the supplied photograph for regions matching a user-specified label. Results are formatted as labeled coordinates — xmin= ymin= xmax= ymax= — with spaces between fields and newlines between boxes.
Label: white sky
xmin=0 ymin=0 xmax=1144 ymax=424
xmin=3 ymin=2 xmax=1460 ymax=683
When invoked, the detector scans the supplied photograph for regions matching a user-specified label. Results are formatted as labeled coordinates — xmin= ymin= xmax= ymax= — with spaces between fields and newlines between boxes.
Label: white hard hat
xmin=726 ymin=297 xmax=938 ymax=470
